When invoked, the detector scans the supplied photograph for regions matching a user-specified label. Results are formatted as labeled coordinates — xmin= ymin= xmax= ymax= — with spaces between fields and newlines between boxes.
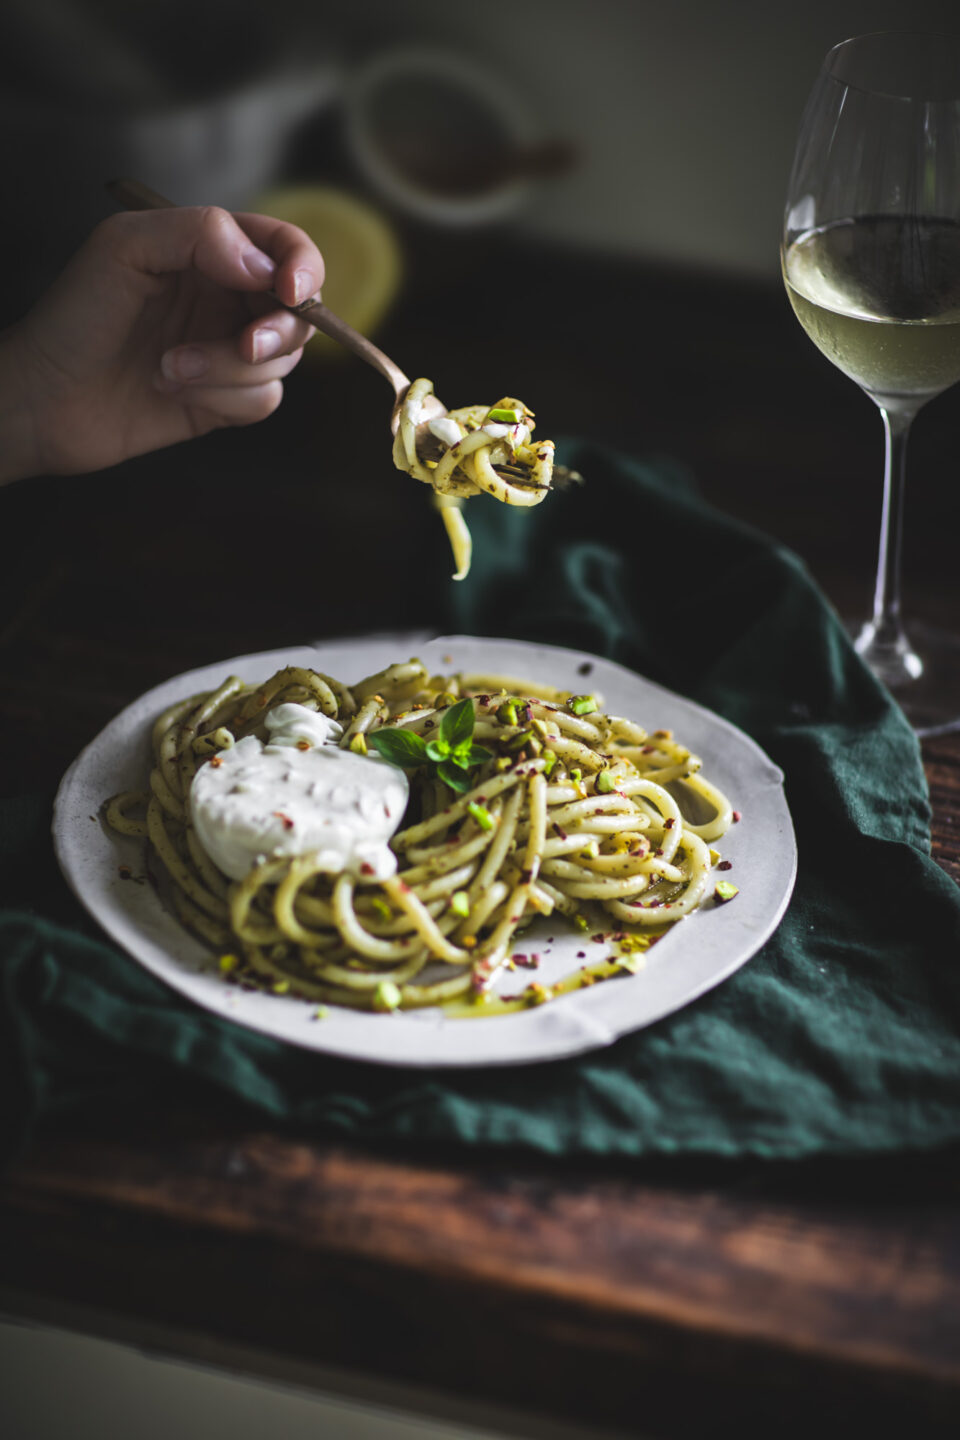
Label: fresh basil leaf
xmin=367 ymin=728 xmax=428 ymax=767
xmin=438 ymin=760 xmax=473 ymax=792
xmin=438 ymin=697 xmax=475 ymax=750
xmin=450 ymin=750 xmax=473 ymax=770
xmin=466 ymin=744 xmax=493 ymax=765
xmin=425 ymin=739 xmax=449 ymax=763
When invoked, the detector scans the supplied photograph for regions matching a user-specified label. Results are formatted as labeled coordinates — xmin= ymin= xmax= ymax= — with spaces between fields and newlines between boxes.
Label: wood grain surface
xmin=3 ymin=235 xmax=960 ymax=1438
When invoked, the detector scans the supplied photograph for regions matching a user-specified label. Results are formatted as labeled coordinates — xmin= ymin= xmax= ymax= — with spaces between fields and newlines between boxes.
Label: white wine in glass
xmin=781 ymin=33 xmax=960 ymax=732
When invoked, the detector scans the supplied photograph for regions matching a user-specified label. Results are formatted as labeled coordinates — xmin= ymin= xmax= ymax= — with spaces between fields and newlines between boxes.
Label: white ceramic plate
xmin=53 ymin=634 xmax=796 ymax=1067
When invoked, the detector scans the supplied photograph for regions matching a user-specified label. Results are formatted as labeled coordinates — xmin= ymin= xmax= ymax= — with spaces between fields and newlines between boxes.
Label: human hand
xmin=0 ymin=205 xmax=324 ymax=482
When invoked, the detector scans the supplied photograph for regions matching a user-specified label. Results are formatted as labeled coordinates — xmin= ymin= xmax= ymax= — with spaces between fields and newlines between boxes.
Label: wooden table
xmin=2 ymin=235 xmax=960 ymax=1437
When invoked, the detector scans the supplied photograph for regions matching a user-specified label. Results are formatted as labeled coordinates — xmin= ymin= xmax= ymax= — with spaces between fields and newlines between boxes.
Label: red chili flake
xmin=476 ymin=795 xmax=487 ymax=804
xmin=547 ymin=936 xmax=554 ymax=943
xmin=577 ymin=662 xmax=594 ymax=676
xmin=591 ymin=933 xmax=606 ymax=943
xmin=520 ymin=704 xmax=533 ymax=722
xmin=648 ymin=900 xmax=662 ymax=909
xmin=272 ymin=811 xmax=295 ymax=830
xmin=424 ymin=719 xmax=435 ymax=730
xmin=641 ymin=745 xmax=655 ymax=754
xmin=577 ymin=951 xmax=586 ymax=959
xmin=732 ymin=810 xmax=742 ymax=823
xmin=398 ymin=880 xmax=411 ymax=893
xmin=360 ymin=862 xmax=375 ymax=876
xmin=717 ymin=860 xmax=733 ymax=871
xmin=210 ymin=756 xmax=223 ymax=768
xmin=478 ymin=694 xmax=491 ymax=706
xmin=296 ymin=738 xmax=311 ymax=751
xmin=520 ymin=868 xmax=533 ymax=884
xmin=513 ymin=954 xmax=527 ymax=964
xmin=664 ymin=818 xmax=676 ymax=830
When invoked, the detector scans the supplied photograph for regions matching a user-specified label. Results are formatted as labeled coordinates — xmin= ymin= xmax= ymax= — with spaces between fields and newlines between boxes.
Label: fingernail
xmin=252 ymin=328 xmax=284 ymax=363
xmin=294 ymin=268 xmax=316 ymax=304
xmin=162 ymin=347 xmax=209 ymax=381
xmin=242 ymin=247 xmax=276 ymax=282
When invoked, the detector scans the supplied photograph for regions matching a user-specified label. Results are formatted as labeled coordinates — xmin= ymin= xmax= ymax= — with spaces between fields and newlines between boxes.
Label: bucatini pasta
xmin=392 ymin=382 xmax=555 ymax=581
xmin=107 ymin=659 xmax=737 ymax=1015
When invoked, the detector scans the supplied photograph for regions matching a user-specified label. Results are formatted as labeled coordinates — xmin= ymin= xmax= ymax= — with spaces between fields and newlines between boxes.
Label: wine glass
xmin=781 ymin=32 xmax=960 ymax=734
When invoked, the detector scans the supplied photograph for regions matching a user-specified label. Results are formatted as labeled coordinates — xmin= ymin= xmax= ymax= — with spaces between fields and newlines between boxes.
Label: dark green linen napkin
xmin=4 ymin=440 xmax=960 ymax=1162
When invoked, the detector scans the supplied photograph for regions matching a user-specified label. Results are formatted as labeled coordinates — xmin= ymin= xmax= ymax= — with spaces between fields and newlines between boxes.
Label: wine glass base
xmin=848 ymin=620 xmax=960 ymax=736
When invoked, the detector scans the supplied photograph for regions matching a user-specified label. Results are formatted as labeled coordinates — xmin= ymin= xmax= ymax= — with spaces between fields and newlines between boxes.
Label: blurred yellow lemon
xmin=252 ymin=185 xmax=402 ymax=361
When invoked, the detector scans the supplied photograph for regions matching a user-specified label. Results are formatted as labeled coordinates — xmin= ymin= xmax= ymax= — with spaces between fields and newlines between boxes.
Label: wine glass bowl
xmin=781 ymin=32 xmax=960 ymax=731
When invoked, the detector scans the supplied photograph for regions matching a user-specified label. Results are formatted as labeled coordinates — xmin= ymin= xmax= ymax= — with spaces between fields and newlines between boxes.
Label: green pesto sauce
xmin=440 ymin=950 xmax=660 ymax=1020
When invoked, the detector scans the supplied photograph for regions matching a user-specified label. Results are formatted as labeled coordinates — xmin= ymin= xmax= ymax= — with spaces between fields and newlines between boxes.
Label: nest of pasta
xmin=392 ymin=379 xmax=555 ymax=580
xmin=107 ymin=659 xmax=734 ymax=1014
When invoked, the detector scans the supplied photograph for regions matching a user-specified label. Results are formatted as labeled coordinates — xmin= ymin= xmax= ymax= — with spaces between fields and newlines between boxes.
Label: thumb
xmin=92 ymin=205 xmax=278 ymax=292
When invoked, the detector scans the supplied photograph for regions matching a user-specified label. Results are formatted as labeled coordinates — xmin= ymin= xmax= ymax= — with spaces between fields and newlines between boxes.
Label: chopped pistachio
xmin=497 ymin=700 xmax=519 ymax=726
xmin=372 ymin=981 xmax=402 ymax=1012
xmin=506 ymin=727 xmax=535 ymax=751
xmin=467 ymin=801 xmax=494 ymax=831
xmin=312 ymin=1006 xmax=329 ymax=1021
xmin=714 ymin=881 xmax=740 ymax=903
xmin=572 ymin=912 xmax=590 ymax=932
xmin=218 ymin=953 xmax=239 ymax=973
xmin=541 ymin=748 xmax=557 ymax=776
xmin=709 ymin=847 xmax=722 ymax=866
xmin=570 ymin=695 xmax=598 ymax=716
xmin=487 ymin=406 xmax=522 ymax=423
xmin=370 ymin=896 xmax=393 ymax=922
xmin=349 ymin=732 xmax=368 ymax=755
xmin=569 ymin=768 xmax=582 ymax=786
xmin=450 ymin=890 xmax=471 ymax=918
xmin=272 ymin=979 xmax=291 ymax=995
xmin=595 ymin=769 xmax=615 ymax=794
xmin=617 ymin=934 xmax=649 ymax=954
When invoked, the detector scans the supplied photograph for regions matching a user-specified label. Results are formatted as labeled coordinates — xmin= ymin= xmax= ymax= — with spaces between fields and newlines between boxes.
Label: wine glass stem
xmin=855 ymin=402 xmax=923 ymax=687
xmin=870 ymin=405 xmax=915 ymax=640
